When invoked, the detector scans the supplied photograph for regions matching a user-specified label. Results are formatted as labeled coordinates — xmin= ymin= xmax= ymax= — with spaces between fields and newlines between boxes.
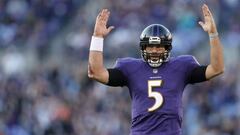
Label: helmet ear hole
xmin=165 ymin=45 xmax=172 ymax=51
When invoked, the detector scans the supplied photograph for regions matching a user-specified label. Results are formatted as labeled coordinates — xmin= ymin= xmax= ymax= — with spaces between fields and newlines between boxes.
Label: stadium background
xmin=0 ymin=0 xmax=239 ymax=135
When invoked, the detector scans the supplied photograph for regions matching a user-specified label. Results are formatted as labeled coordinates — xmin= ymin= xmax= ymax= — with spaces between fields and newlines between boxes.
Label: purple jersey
xmin=114 ymin=55 xmax=200 ymax=135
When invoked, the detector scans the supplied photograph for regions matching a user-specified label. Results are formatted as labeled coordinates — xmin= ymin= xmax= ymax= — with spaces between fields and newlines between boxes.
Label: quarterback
xmin=88 ymin=4 xmax=224 ymax=135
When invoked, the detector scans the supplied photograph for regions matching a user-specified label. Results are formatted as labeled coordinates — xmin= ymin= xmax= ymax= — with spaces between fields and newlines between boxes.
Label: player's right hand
xmin=93 ymin=9 xmax=114 ymax=38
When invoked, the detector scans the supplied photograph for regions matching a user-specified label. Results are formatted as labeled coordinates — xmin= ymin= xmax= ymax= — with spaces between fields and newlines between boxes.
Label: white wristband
xmin=90 ymin=36 xmax=104 ymax=52
xmin=209 ymin=32 xmax=218 ymax=39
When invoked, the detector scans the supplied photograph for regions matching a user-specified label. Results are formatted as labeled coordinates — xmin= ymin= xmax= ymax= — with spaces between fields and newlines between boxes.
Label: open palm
xmin=93 ymin=9 xmax=114 ymax=38
xmin=199 ymin=4 xmax=217 ymax=34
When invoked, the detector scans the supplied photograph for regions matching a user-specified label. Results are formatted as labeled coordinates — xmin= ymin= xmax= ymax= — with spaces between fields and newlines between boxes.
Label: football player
xmin=88 ymin=4 xmax=224 ymax=135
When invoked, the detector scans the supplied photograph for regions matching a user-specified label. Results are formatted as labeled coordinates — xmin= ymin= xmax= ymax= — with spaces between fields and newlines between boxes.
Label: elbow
xmin=218 ymin=65 xmax=225 ymax=75
xmin=215 ymin=67 xmax=225 ymax=76
xmin=88 ymin=72 xmax=95 ymax=80
xmin=88 ymin=63 xmax=104 ymax=80
xmin=219 ymin=68 xmax=224 ymax=75
xmin=88 ymin=63 xmax=107 ymax=83
xmin=206 ymin=65 xmax=224 ymax=80
xmin=88 ymin=64 xmax=96 ymax=80
xmin=88 ymin=71 xmax=98 ymax=80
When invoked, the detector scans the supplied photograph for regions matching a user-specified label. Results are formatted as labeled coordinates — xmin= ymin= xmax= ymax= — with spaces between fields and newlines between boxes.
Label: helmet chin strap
xmin=148 ymin=59 xmax=163 ymax=68
xmin=143 ymin=51 xmax=170 ymax=68
xmin=141 ymin=49 xmax=171 ymax=68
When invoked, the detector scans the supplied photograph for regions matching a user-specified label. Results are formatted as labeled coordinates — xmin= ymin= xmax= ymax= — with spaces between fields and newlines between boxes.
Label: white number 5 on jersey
xmin=148 ymin=80 xmax=164 ymax=112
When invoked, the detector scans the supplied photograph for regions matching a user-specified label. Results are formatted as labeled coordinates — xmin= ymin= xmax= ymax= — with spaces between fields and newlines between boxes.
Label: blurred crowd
xmin=0 ymin=0 xmax=239 ymax=135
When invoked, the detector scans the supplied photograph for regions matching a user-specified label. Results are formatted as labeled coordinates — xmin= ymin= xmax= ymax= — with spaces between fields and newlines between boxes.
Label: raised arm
xmin=198 ymin=4 xmax=224 ymax=80
xmin=88 ymin=9 xmax=114 ymax=84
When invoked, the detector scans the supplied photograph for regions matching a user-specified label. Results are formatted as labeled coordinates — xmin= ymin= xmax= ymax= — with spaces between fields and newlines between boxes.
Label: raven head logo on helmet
xmin=140 ymin=24 xmax=172 ymax=68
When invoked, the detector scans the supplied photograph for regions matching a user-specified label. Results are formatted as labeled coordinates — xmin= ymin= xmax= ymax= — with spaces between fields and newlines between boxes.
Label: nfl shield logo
xmin=153 ymin=69 xmax=158 ymax=74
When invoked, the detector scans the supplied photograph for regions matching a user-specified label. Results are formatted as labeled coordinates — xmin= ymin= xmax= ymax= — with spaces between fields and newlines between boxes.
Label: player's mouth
xmin=150 ymin=57 xmax=159 ymax=61
xmin=149 ymin=53 xmax=161 ymax=61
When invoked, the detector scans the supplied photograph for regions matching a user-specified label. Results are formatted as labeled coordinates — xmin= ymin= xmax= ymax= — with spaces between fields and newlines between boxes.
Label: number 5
xmin=148 ymin=80 xmax=164 ymax=112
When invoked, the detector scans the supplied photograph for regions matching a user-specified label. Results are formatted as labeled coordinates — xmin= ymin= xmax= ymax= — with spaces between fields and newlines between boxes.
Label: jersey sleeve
xmin=106 ymin=58 xmax=130 ymax=87
xmin=186 ymin=56 xmax=200 ymax=71
xmin=113 ymin=58 xmax=129 ymax=75
xmin=183 ymin=55 xmax=207 ymax=84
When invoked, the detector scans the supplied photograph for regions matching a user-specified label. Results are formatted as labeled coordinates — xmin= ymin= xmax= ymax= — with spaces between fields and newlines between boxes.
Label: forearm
xmin=88 ymin=37 xmax=108 ymax=83
xmin=210 ymin=36 xmax=224 ymax=70
xmin=206 ymin=35 xmax=224 ymax=79
xmin=89 ymin=51 xmax=106 ymax=71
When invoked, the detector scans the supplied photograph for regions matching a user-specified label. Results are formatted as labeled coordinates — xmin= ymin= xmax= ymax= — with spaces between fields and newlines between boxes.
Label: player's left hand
xmin=198 ymin=4 xmax=217 ymax=34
